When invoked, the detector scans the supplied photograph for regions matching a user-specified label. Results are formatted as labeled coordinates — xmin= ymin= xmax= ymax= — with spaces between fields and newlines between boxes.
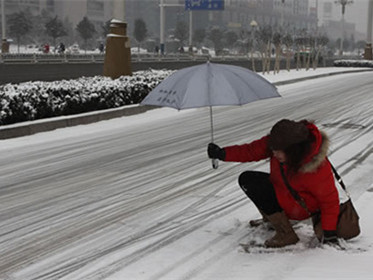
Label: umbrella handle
xmin=209 ymin=107 xmax=219 ymax=169
xmin=212 ymin=158 xmax=219 ymax=169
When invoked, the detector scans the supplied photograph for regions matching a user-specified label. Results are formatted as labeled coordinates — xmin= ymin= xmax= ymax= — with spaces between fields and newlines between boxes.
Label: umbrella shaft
xmin=210 ymin=106 xmax=214 ymax=143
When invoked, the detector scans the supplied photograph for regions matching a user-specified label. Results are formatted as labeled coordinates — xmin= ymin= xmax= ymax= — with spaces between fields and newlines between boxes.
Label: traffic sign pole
xmin=189 ymin=10 xmax=193 ymax=53
xmin=160 ymin=0 xmax=165 ymax=55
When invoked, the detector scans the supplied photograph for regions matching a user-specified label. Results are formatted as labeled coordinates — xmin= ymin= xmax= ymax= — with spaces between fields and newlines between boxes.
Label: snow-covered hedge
xmin=0 ymin=70 xmax=173 ymax=126
xmin=334 ymin=59 xmax=373 ymax=68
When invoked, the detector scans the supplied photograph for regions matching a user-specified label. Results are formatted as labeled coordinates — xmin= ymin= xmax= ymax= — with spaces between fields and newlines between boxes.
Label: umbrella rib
xmin=176 ymin=67 xmax=198 ymax=109
xmin=178 ymin=65 xmax=209 ymax=109
xmin=230 ymin=71 xmax=264 ymax=103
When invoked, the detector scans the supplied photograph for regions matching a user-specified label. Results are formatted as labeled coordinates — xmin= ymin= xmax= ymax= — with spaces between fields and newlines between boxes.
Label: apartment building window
xmin=46 ymin=0 xmax=54 ymax=13
xmin=87 ymin=0 xmax=104 ymax=11
xmin=87 ymin=0 xmax=104 ymax=16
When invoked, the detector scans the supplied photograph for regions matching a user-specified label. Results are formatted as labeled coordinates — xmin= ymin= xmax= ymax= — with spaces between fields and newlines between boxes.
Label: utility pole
xmin=189 ymin=10 xmax=193 ymax=53
xmin=1 ymin=0 xmax=4 ymax=39
xmin=1 ymin=0 xmax=8 ymax=53
xmin=160 ymin=0 xmax=165 ymax=55
xmin=159 ymin=0 xmax=186 ymax=55
xmin=250 ymin=20 xmax=258 ymax=72
xmin=364 ymin=0 xmax=373 ymax=59
xmin=280 ymin=0 xmax=285 ymax=29
xmin=335 ymin=0 xmax=353 ymax=56
xmin=315 ymin=0 xmax=319 ymax=47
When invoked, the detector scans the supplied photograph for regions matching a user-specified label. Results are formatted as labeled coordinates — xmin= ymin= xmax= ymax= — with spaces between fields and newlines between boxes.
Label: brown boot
xmin=264 ymin=212 xmax=299 ymax=248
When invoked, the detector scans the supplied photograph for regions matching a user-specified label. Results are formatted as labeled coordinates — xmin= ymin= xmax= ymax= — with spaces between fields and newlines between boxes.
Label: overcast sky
xmin=314 ymin=0 xmax=370 ymax=36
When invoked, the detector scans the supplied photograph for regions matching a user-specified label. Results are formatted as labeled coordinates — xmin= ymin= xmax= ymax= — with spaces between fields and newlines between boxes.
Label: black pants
xmin=238 ymin=171 xmax=282 ymax=215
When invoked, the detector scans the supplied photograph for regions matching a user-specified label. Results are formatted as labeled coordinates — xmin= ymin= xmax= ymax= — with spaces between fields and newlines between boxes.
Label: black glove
xmin=207 ymin=143 xmax=226 ymax=161
xmin=322 ymin=230 xmax=338 ymax=244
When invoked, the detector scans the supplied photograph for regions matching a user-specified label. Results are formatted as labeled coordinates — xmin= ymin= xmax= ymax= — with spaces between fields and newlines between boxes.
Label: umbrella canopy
xmin=141 ymin=62 xmax=281 ymax=168
xmin=140 ymin=62 xmax=280 ymax=110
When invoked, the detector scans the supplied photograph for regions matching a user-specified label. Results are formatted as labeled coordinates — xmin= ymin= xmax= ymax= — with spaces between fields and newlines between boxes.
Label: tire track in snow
xmin=1 ymin=72 xmax=373 ymax=279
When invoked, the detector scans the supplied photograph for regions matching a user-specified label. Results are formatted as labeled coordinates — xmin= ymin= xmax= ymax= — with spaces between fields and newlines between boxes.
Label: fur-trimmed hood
xmin=299 ymin=128 xmax=329 ymax=173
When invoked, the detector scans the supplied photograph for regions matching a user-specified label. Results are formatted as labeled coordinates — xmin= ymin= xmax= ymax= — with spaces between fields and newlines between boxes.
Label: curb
xmin=0 ymin=105 xmax=157 ymax=140
xmin=272 ymin=68 xmax=373 ymax=86
xmin=1 ymin=68 xmax=372 ymax=140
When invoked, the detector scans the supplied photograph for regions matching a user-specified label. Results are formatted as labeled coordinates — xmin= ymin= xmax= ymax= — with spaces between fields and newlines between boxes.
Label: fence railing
xmin=0 ymin=52 xmax=362 ymax=65
xmin=0 ymin=53 xmax=251 ymax=64
xmin=0 ymin=53 xmax=105 ymax=64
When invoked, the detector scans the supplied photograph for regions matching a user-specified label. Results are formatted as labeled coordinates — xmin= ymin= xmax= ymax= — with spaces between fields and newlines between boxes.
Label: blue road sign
xmin=185 ymin=0 xmax=224 ymax=10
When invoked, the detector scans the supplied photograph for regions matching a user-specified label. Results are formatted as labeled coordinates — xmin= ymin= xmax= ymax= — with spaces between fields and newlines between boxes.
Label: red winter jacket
xmin=223 ymin=122 xmax=340 ymax=231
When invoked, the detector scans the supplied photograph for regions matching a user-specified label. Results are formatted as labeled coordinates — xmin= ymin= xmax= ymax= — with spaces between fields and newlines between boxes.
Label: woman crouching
xmin=207 ymin=119 xmax=340 ymax=248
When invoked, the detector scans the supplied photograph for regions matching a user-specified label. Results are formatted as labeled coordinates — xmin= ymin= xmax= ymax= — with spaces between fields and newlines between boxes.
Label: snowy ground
xmin=0 ymin=68 xmax=373 ymax=280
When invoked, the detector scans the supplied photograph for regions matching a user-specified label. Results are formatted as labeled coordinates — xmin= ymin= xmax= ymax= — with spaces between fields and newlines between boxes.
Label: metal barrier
xmin=0 ymin=53 xmax=105 ymax=64
xmin=0 ymin=52 xmax=245 ymax=64
xmin=0 ymin=52 xmax=362 ymax=65
xmin=0 ymin=54 xmax=345 ymax=85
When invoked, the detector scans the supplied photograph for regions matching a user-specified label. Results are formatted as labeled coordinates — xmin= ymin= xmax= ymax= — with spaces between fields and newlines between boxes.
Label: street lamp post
xmin=188 ymin=10 xmax=193 ymax=54
xmin=160 ymin=0 xmax=165 ymax=55
xmin=364 ymin=0 xmax=373 ymax=60
xmin=1 ymin=0 xmax=4 ymax=39
xmin=159 ymin=0 xmax=189 ymax=55
xmin=280 ymin=0 xmax=285 ymax=29
xmin=335 ymin=0 xmax=353 ymax=56
xmin=250 ymin=20 xmax=258 ymax=71
xmin=1 ymin=0 xmax=8 ymax=53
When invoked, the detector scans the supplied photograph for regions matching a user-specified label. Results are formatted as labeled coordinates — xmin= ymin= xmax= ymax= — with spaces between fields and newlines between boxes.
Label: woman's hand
xmin=207 ymin=143 xmax=226 ymax=160
xmin=322 ymin=230 xmax=344 ymax=249
xmin=322 ymin=230 xmax=338 ymax=244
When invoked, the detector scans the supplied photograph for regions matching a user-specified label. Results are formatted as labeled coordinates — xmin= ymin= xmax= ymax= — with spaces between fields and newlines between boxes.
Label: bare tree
xmin=273 ymin=32 xmax=282 ymax=74
xmin=313 ymin=35 xmax=329 ymax=69
xmin=282 ymin=33 xmax=293 ymax=71
xmin=294 ymin=30 xmax=308 ymax=70
xmin=256 ymin=25 xmax=272 ymax=74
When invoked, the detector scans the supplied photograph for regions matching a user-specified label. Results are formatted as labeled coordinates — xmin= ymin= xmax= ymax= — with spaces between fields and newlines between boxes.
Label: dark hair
xmin=283 ymin=133 xmax=314 ymax=172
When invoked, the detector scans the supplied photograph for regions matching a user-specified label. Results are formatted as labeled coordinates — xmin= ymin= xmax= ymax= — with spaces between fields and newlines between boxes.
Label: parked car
xmin=68 ymin=44 xmax=80 ymax=54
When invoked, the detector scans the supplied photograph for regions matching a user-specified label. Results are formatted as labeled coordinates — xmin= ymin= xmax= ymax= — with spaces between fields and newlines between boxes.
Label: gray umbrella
xmin=141 ymin=61 xmax=281 ymax=168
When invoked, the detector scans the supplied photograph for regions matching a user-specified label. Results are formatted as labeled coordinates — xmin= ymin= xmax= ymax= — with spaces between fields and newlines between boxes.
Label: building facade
xmin=1 ymin=0 xmax=323 ymax=49
xmin=122 ymin=0 xmax=317 ymax=40
xmin=1 ymin=0 xmax=113 ymax=37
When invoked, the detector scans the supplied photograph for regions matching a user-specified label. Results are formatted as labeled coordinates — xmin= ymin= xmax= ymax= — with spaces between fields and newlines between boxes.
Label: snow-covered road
xmin=1 ymin=70 xmax=373 ymax=280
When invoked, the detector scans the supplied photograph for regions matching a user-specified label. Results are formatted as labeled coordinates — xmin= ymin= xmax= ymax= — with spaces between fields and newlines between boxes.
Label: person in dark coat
xmin=208 ymin=119 xmax=340 ymax=248
xmin=58 ymin=42 xmax=65 ymax=53
xmin=99 ymin=42 xmax=104 ymax=53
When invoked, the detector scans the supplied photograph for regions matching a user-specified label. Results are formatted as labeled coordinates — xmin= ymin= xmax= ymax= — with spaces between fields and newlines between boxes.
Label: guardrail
xmin=0 ymin=53 xmax=105 ymax=64
xmin=0 ymin=52 xmax=250 ymax=64
xmin=0 ymin=55 xmax=341 ymax=85
xmin=0 ymin=52 xmax=363 ymax=65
